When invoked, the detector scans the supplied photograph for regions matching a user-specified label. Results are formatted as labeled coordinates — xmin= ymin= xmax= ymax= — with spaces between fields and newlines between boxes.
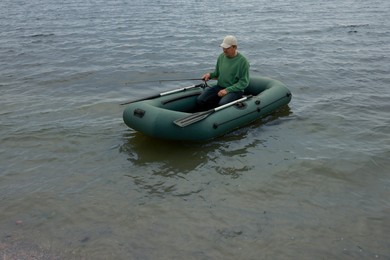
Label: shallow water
xmin=1 ymin=0 xmax=390 ymax=259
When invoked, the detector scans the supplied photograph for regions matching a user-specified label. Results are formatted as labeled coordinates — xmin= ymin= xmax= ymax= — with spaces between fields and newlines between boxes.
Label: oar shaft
xmin=160 ymin=85 xmax=196 ymax=96
xmin=214 ymin=96 xmax=250 ymax=112
xmin=174 ymin=95 xmax=253 ymax=127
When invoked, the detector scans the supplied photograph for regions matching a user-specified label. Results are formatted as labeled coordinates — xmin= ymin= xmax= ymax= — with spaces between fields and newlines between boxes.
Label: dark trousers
xmin=196 ymin=85 xmax=243 ymax=111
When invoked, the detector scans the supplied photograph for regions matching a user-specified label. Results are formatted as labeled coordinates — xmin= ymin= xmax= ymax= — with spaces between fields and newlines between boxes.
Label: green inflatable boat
xmin=122 ymin=76 xmax=292 ymax=141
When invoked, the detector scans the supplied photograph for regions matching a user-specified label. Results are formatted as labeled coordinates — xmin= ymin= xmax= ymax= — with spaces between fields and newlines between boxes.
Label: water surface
xmin=1 ymin=0 xmax=389 ymax=259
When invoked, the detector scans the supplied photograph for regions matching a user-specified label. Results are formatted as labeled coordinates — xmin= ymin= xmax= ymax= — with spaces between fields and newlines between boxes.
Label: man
xmin=197 ymin=35 xmax=250 ymax=110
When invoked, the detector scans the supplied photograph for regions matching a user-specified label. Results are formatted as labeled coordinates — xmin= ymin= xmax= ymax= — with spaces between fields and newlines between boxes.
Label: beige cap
xmin=220 ymin=35 xmax=237 ymax=48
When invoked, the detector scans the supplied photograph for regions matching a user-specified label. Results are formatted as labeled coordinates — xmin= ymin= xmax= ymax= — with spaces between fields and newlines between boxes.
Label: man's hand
xmin=218 ymin=89 xmax=228 ymax=97
xmin=202 ymin=73 xmax=211 ymax=81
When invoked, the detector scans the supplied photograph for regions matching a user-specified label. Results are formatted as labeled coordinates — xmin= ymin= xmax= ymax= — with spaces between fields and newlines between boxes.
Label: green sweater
xmin=209 ymin=52 xmax=250 ymax=92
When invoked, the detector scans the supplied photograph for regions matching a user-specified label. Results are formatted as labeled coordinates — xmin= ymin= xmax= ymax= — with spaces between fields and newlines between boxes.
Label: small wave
xmin=333 ymin=23 xmax=370 ymax=33
xmin=340 ymin=24 xmax=370 ymax=28
xmin=27 ymin=33 xmax=55 ymax=38
xmin=344 ymin=24 xmax=370 ymax=33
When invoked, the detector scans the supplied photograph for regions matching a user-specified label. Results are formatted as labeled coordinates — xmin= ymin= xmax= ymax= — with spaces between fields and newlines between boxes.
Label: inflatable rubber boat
xmin=122 ymin=76 xmax=292 ymax=141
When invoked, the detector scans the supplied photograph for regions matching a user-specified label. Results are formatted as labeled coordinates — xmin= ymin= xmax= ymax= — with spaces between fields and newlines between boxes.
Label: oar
xmin=174 ymin=95 xmax=253 ymax=127
xmin=120 ymin=84 xmax=205 ymax=105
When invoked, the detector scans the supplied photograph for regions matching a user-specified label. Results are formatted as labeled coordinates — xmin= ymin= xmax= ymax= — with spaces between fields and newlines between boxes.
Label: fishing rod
xmin=124 ymin=78 xmax=204 ymax=85
xmin=120 ymin=79 xmax=212 ymax=105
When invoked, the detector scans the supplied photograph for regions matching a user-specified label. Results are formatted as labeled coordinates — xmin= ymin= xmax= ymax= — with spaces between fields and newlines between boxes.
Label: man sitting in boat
xmin=197 ymin=35 xmax=250 ymax=110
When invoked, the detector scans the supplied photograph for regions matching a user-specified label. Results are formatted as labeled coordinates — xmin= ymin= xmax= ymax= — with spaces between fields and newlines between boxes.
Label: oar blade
xmin=173 ymin=110 xmax=212 ymax=127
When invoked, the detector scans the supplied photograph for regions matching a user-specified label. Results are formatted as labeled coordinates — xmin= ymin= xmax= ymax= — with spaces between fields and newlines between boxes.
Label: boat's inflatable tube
xmin=123 ymin=76 xmax=292 ymax=141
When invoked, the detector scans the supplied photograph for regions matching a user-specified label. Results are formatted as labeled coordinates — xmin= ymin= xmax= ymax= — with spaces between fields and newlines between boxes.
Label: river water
xmin=1 ymin=0 xmax=389 ymax=259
